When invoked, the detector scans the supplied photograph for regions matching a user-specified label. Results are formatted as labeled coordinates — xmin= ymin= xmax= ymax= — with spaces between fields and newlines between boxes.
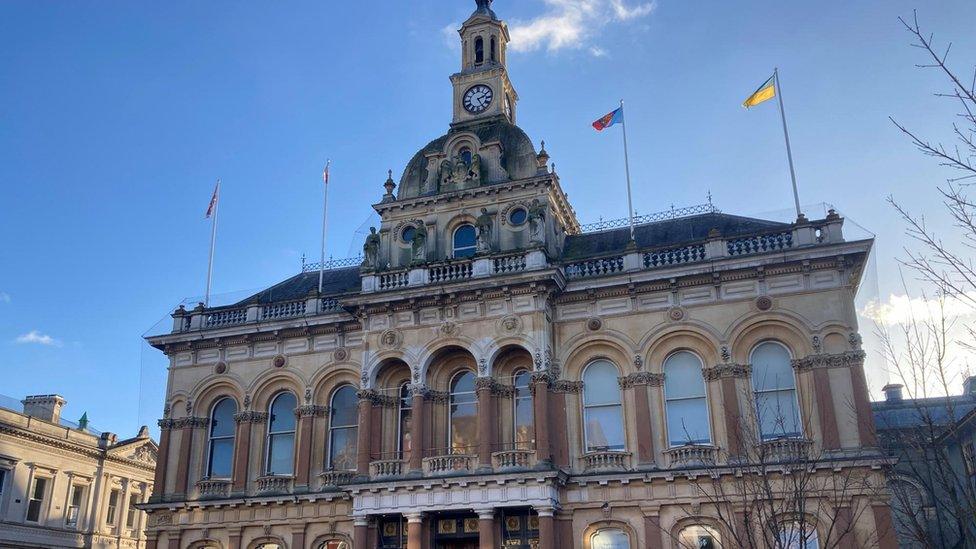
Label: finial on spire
xmin=382 ymin=169 xmax=397 ymax=202
xmin=476 ymin=0 xmax=493 ymax=9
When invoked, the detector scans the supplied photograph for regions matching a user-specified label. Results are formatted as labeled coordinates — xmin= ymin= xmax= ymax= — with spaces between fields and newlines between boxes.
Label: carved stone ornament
xmin=478 ymin=358 xmax=489 ymax=376
xmin=439 ymin=321 xmax=459 ymax=337
xmin=152 ymin=512 xmax=173 ymax=526
xmin=185 ymin=400 xmax=193 ymax=415
xmin=849 ymin=332 xmax=863 ymax=350
xmin=357 ymin=389 xmax=397 ymax=407
xmin=380 ymin=329 xmax=402 ymax=350
xmin=721 ymin=346 xmax=732 ymax=363
xmin=498 ymin=315 xmax=522 ymax=335
xmin=792 ymin=350 xmax=867 ymax=371
xmin=412 ymin=366 xmax=421 ymax=384
xmin=586 ymin=317 xmax=603 ymax=331
xmin=295 ymin=405 xmax=330 ymax=418
xmin=618 ymin=372 xmax=665 ymax=388
xmin=129 ymin=445 xmax=157 ymax=465
xmin=811 ymin=335 xmax=822 ymax=354
xmin=243 ymin=393 xmax=251 ymax=410
xmin=272 ymin=354 xmax=287 ymax=368
xmin=668 ymin=307 xmax=685 ymax=321
xmin=476 ymin=376 xmax=515 ymax=397
xmin=755 ymin=295 xmax=774 ymax=311
xmin=633 ymin=354 xmax=644 ymax=371
xmin=214 ymin=361 xmax=227 ymax=375
xmin=305 ymin=386 xmax=313 ymax=404
xmin=550 ymin=379 xmax=585 ymax=394
xmin=163 ymin=402 xmax=172 ymax=419
xmin=702 ymin=363 xmax=752 ymax=381
xmin=333 ymin=348 xmax=349 ymax=362
xmin=234 ymin=411 xmax=269 ymax=424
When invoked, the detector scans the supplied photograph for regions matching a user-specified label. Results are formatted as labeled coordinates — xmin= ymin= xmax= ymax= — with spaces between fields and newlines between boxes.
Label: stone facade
xmin=143 ymin=2 xmax=897 ymax=548
xmin=0 ymin=394 xmax=157 ymax=548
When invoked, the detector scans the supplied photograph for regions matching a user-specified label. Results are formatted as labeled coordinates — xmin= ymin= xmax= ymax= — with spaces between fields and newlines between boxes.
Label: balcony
xmin=581 ymin=450 xmax=632 ymax=472
xmin=369 ymin=459 xmax=407 ymax=479
xmin=491 ymin=449 xmax=536 ymax=470
xmin=758 ymin=437 xmax=813 ymax=463
xmin=319 ymin=470 xmax=356 ymax=489
xmin=664 ymin=444 xmax=719 ymax=468
xmin=255 ymin=474 xmax=294 ymax=494
xmin=195 ymin=478 xmax=232 ymax=499
xmin=423 ymin=453 xmax=477 ymax=475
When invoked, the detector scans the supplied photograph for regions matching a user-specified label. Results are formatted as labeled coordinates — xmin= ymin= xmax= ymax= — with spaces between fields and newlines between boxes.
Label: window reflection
xmin=266 ymin=392 xmax=297 ymax=475
xmin=207 ymin=397 xmax=237 ymax=478
xmin=450 ymin=371 xmax=478 ymax=453
xmin=329 ymin=385 xmax=359 ymax=471
xmin=582 ymin=360 xmax=625 ymax=451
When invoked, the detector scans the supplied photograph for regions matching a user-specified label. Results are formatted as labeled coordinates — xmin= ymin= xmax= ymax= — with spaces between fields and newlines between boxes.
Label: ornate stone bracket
xmin=702 ymin=363 xmax=752 ymax=381
xmin=791 ymin=350 xmax=866 ymax=371
xmin=550 ymin=380 xmax=585 ymax=394
xmin=172 ymin=417 xmax=209 ymax=429
xmin=475 ymin=377 xmax=515 ymax=397
xmin=357 ymin=390 xmax=398 ymax=408
xmin=233 ymin=411 xmax=269 ymax=424
xmin=422 ymin=389 xmax=450 ymax=404
xmin=618 ymin=372 xmax=665 ymax=388
xmin=157 ymin=418 xmax=177 ymax=430
xmin=295 ymin=405 xmax=330 ymax=418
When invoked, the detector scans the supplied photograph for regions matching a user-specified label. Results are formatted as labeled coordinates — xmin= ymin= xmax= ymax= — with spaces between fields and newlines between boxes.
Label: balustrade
xmin=565 ymin=256 xmax=625 ymax=279
xmin=255 ymin=475 xmax=293 ymax=494
xmin=378 ymin=270 xmax=409 ymax=290
xmin=428 ymin=261 xmax=473 ymax=284
xmin=260 ymin=300 xmax=306 ymax=320
xmin=493 ymin=253 xmax=527 ymax=274
xmin=491 ymin=449 xmax=536 ymax=470
xmin=643 ymin=243 xmax=707 ymax=268
xmin=319 ymin=470 xmax=356 ymax=488
xmin=369 ymin=459 xmax=406 ymax=479
xmin=422 ymin=453 xmax=476 ymax=475
xmin=758 ymin=437 xmax=813 ymax=463
xmin=580 ymin=450 xmax=631 ymax=472
xmin=726 ymin=230 xmax=794 ymax=256
xmin=664 ymin=444 xmax=719 ymax=468
xmin=195 ymin=479 xmax=231 ymax=499
xmin=205 ymin=308 xmax=247 ymax=328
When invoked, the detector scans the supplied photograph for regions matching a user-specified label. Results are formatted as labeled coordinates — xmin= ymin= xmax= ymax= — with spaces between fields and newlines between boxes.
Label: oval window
xmin=509 ymin=208 xmax=527 ymax=226
xmin=402 ymin=226 xmax=416 ymax=243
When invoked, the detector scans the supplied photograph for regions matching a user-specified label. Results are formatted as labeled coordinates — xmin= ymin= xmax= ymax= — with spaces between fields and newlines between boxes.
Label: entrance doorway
xmin=431 ymin=514 xmax=480 ymax=549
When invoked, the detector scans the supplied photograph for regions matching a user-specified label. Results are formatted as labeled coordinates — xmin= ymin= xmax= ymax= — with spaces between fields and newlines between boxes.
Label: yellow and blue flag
xmin=743 ymin=74 xmax=776 ymax=108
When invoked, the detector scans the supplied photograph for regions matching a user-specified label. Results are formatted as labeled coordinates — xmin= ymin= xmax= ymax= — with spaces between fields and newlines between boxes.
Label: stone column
xmin=812 ymin=368 xmax=840 ymax=450
xmin=167 ymin=535 xmax=180 ymax=549
xmin=228 ymin=528 xmax=242 ymax=549
xmin=356 ymin=393 xmax=374 ymax=477
xmin=353 ymin=517 xmax=369 ymax=548
xmin=409 ymin=389 xmax=426 ymax=473
xmin=720 ymin=377 xmax=744 ymax=457
xmin=151 ymin=420 xmax=174 ymax=500
xmin=872 ymin=504 xmax=898 ymax=549
xmin=643 ymin=514 xmax=664 ymax=549
xmin=291 ymin=525 xmax=307 ymax=549
xmin=294 ymin=405 xmax=326 ymax=489
xmin=174 ymin=417 xmax=206 ymax=496
xmin=848 ymin=352 xmax=877 ymax=446
xmin=145 ymin=537 xmax=158 ymax=549
xmin=476 ymin=379 xmax=495 ymax=469
xmin=232 ymin=412 xmax=264 ymax=493
xmin=835 ymin=506 xmax=855 ymax=549
xmin=536 ymin=506 xmax=555 ymax=549
xmin=406 ymin=513 xmax=424 ymax=549
xmin=531 ymin=376 xmax=551 ymax=464
xmin=477 ymin=508 xmax=495 ymax=549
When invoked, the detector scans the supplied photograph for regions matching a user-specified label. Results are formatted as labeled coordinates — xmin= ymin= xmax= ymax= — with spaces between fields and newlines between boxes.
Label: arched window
xmin=397 ymin=383 xmax=413 ymax=461
xmin=453 ymin=225 xmax=477 ymax=258
xmin=513 ymin=369 xmax=534 ymax=449
xmin=206 ymin=397 xmax=237 ymax=478
xmin=664 ymin=351 xmax=711 ymax=446
xmin=751 ymin=342 xmax=801 ymax=440
xmin=328 ymin=385 xmax=359 ymax=471
xmin=265 ymin=392 xmax=297 ymax=475
xmin=590 ymin=528 xmax=630 ymax=549
xmin=490 ymin=36 xmax=498 ymax=62
xmin=778 ymin=522 xmax=820 ymax=548
xmin=449 ymin=371 xmax=478 ymax=453
xmin=677 ymin=524 xmax=720 ymax=548
xmin=582 ymin=360 xmax=625 ymax=451
xmin=474 ymin=37 xmax=484 ymax=64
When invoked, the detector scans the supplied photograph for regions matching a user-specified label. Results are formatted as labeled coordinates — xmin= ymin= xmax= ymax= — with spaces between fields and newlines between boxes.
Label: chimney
xmin=882 ymin=384 xmax=904 ymax=403
xmin=22 ymin=395 xmax=67 ymax=423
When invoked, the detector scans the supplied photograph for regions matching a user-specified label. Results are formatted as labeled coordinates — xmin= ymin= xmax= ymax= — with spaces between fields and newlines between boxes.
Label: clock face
xmin=463 ymin=84 xmax=493 ymax=114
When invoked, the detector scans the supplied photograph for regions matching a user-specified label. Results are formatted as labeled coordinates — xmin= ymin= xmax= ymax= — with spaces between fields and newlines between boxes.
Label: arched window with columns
xmin=513 ymin=369 xmax=533 ymax=449
xmin=582 ymin=360 xmax=625 ymax=451
xmin=206 ymin=397 xmax=236 ymax=478
xmin=265 ymin=392 xmax=297 ymax=475
xmin=449 ymin=370 xmax=478 ymax=453
xmin=590 ymin=528 xmax=630 ymax=548
xmin=328 ymin=385 xmax=359 ymax=471
xmin=663 ymin=351 xmax=712 ymax=446
xmin=750 ymin=341 xmax=802 ymax=440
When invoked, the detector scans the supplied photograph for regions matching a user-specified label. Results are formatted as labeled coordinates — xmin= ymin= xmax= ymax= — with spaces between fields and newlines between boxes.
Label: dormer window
xmin=474 ymin=37 xmax=484 ymax=64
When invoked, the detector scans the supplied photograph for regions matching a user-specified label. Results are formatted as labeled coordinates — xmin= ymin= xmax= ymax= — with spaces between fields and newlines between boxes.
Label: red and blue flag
xmin=592 ymin=107 xmax=623 ymax=131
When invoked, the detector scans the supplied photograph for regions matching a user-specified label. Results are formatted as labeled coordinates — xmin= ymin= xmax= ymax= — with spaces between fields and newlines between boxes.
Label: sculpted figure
xmin=528 ymin=199 xmax=546 ymax=245
xmin=452 ymin=155 xmax=468 ymax=183
xmin=362 ymin=227 xmax=380 ymax=270
xmin=439 ymin=159 xmax=453 ymax=189
xmin=411 ymin=221 xmax=428 ymax=264
xmin=475 ymin=207 xmax=493 ymax=253
xmin=469 ymin=153 xmax=482 ymax=184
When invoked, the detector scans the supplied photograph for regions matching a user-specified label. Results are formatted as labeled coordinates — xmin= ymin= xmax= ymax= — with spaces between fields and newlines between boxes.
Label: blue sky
xmin=2 ymin=0 xmax=975 ymax=437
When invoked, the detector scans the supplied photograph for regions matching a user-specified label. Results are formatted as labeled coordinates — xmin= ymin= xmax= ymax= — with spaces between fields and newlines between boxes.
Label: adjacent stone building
xmin=142 ymin=1 xmax=897 ymax=548
xmin=0 ymin=394 xmax=157 ymax=548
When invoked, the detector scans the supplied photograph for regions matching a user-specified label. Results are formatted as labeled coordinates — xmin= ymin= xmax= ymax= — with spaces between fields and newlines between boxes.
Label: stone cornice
xmin=792 ymin=350 xmax=866 ymax=371
xmin=618 ymin=372 xmax=665 ymax=388
xmin=233 ymin=411 xmax=269 ymax=424
xmin=702 ymin=363 xmax=752 ymax=381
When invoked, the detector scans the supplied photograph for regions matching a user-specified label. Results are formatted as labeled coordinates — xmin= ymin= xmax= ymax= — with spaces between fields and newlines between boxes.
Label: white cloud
xmin=589 ymin=46 xmax=608 ymax=57
xmin=442 ymin=23 xmax=461 ymax=52
xmin=509 ymin=0 xmax=656 ymax=54
xmin=860 ymin=292 xmax=976 ymax=327
xmin=0 ymin=292 xmax=9 ymax=303
xmin=15 ymin=330 xmax=62 ymax=347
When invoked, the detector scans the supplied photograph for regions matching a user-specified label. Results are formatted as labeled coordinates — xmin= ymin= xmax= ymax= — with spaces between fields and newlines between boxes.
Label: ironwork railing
xmin=301 ymin=255 xmax=363 ymax=273
xmin=579 ymin=202 xmax=720 ymax=233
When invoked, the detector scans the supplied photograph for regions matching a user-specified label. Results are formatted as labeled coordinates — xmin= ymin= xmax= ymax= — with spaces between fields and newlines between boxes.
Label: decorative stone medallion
xmin=380 ymin=329 xmax=402 ymax=349
xmin=498 ymin=315 xmax=522 ymax=335
xmin=586 ymin=317 xmax=603 ymax=331
xmin=333 ymin=348 xmax=349 ymax=362
xmin=668 ymin=307 xmax=685 ymax=321
xmin=439 ymin=320 xmax=459 ymax=337
xmin=272 ymin=354 xmax=287 ymax=368
xmin=214 ymin=361 xmax=227 ymax=375
xmin=755 ymin=295 xmax=774 ymax=311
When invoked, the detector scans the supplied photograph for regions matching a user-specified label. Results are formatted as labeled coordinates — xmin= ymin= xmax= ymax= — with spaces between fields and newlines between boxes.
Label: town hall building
xmin=142 ymin=1 xmax=898 ymax=548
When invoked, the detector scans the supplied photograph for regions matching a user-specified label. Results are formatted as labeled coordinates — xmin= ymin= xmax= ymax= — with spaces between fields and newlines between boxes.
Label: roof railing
xmin=579 ymin=202 xmax=721 ymax=233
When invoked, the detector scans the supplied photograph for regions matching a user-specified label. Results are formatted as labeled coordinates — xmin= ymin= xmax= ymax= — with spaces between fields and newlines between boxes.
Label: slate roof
xmin=561 ymin=212 xmax=791 ymax=261
xmin=233 ymin=266 xmax=362 ymax=306
xmin=872 ymin=395 xmax=976 ymax=431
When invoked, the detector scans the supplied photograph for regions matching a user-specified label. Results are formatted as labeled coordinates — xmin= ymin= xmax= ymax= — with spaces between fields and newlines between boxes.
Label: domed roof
xmin=397 ymin=117 xmax=539 ymax=200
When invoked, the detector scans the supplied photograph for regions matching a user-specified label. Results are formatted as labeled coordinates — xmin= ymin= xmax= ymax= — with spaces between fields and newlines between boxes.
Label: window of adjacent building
xmin=453 ymin=225 xmax=477 ymax=258
xmin=328 ymin=385 xmax=359 ymax=471
xmin=125 ymin=493 xmax=139 ymax=530
xmin=474 ymin=37 xmax=484 ymax=64
xmin=397 ymin=383 xmax=413 ymax=461
xmin=590 ymin=528 xmax=630 ymax=549
xmin=513 ymin=369 xmax=534 ymax=449
xmin=105 ymin=489 xmax=120 ymax=526
xmin=582 ymin=360 xmax=625 ymax=451
xmin=26 ymin=476 xmax=48 ymax=523
xmin=266 ymin=392 xmax=297 ymax=475
xmin=449 ymin=371 xmax=478 ymax=452
xmin=664 ymin=351 xmax=712 ymax=446
xmin=778 ymin=523 xmax=820 ymax=549
xmin=751 ymin=341 xmax=801 ymax=440
xmin=207 ymin=397 xmax=237 ymax=479
xmin=66 ymin=484 xmax=85 ymax=527
xmin=677 ymin=524 xmax=720 ymax=548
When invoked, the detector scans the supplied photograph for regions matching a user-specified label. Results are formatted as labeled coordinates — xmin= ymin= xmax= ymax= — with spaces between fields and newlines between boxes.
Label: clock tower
xmin=451 ymin=0 xmax=518 ymax=125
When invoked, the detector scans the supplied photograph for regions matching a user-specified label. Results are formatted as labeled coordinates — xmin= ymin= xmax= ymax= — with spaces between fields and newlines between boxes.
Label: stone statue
xmin=475 ymin=207 xmax=493 ymax=253
xmin=452 ymin=155 xmax=468 ymax=183
xmin=528 ymin=199 xmax=546 ymax=245
xmin=439 ymin=159 xmax=453 ymax=189
xmin=362 ymin=227 xmax=380 ymax=270
xmin=469 ymin=153 xmax=482 ymax=184
xmin=411 ymin=221 xmax=427 ymax=264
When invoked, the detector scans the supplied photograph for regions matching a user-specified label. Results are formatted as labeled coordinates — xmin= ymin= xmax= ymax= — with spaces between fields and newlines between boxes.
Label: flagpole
xmin=318 ymin=160 xmax=331 ymax=294
xmin=205 ymin=179 xmax=220 ymax=307
xmin=773 ymin=68 xmax=802 ymax=219
xmin=619 ymin=99 xmax=636 ymax=241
